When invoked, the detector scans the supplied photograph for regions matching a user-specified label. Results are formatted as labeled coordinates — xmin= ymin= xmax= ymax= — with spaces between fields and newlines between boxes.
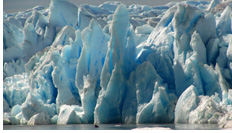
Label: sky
xmin=4 ymin=0 xmax=189 ymax=13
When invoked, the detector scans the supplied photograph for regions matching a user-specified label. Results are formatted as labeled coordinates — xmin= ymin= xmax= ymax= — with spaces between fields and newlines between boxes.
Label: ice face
xmin=188 ymin=94 xmax=229 ymax=124
xmin=206 ymin=38 xmax=219 ymax=64
xmin=175 ymin=85 xmax=199 ymax=123
xmin=131 ymin=61 xmax=174 ymax=123
xmin=3 ymin=74 xmax=30 ymax=108
xmin=21 ymin=93 xmax=56 ymax=120
xmin=75 ymin=19 xmax=108 ymax=123
xmin=227 ymin=35 xmax=232 ymax=60
xmin=48 ymin=0 xmax=78 ymax=28
xmin=57 ymin=105 xmax=82 ymax=125
xmin=135 ymin=24 xmax=154 ymax=34
xmin=3 ymin=17 xmax=24 ymax=50
xmin=11 ymin=105 xmax=21 ymax=117
xmin=3 ymin=0 xmax=232 ymax=126
xmin=199 ymin=64 xmax=222 ymax=97
xmin=216 ymin=6 xmax=232 ymax=36
xmin=3 ymin=98 xmax=10 ymax=112
xmin=207 ymin=0 xmax=220 ymax=11
xmin=94 ymin=5 xmax=129 ymax=124
xmin=27 ymin=112 xmax=50 ymax=125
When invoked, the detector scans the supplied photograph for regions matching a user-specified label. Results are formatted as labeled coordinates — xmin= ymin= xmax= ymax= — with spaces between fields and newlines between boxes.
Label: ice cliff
xmin=3 ymin=0 xmax=232 ymax=128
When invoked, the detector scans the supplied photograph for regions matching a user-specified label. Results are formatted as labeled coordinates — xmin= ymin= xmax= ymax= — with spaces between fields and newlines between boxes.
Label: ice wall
xmin=3 ymin=0 xmax=232 ymax=127
xmin=94 ymin=4 xmax=129 ymax=123
xmin=75 ymin=19 xmax=108 ymax=123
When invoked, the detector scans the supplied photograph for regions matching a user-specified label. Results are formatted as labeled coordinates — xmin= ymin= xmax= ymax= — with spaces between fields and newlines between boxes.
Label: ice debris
xmin=3 ymin=0 xmax=232 ymax=127
xmin=27 ymin=112 xmax=50 ymax=125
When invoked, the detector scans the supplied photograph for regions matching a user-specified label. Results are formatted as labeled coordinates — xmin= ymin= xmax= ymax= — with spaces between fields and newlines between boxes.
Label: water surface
xmin=4 ymin=123 xmax=222 ymax=130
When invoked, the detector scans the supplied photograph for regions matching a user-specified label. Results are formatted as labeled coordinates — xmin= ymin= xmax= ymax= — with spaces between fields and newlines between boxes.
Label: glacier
xmin=3 ymin=0 xmax=232 ymax=128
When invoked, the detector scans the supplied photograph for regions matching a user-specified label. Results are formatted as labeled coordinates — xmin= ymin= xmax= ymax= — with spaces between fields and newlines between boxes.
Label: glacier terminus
xmin=3 ymin=0 xmax=232 ymax=128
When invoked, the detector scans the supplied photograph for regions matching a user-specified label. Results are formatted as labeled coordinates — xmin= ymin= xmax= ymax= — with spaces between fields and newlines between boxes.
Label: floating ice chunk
xmin=15 ymin=112 xmax=27 ymax=125
xmin=132 ymin=127 xmax=171 ymax=130
xmin=3 ymin=112 xmax=10 ymax=119
xmin=135 ymin=24 xmax=154 ymax=34
xmin=224 ymin=121 xmax=232 ymax=128
xmin=21 ymin=93 xmax=56 ymax=121
xmin=8 ymin=116 xmax=20 ymax=125
xmin=3 ymin=118 xmax=11 ymax=125
xmin=48 ymin=0 xmax=78 ymax=27
xmin=189 ymin=94 xmax=223 ymax=124
xmin=57 ymin=105 xmax=82 ymax=125
xmin=219 ymin=110 xmax=232 ymax=128
xmin=11 ymin=105 xmax=21 ymax=117
xmin=51 ymin=115 xmax=58 ymax=124
xmin=175 ymin=85 xmax=199 ymax=123
xmin=27 ymin=112 xmax=50 ymax=125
